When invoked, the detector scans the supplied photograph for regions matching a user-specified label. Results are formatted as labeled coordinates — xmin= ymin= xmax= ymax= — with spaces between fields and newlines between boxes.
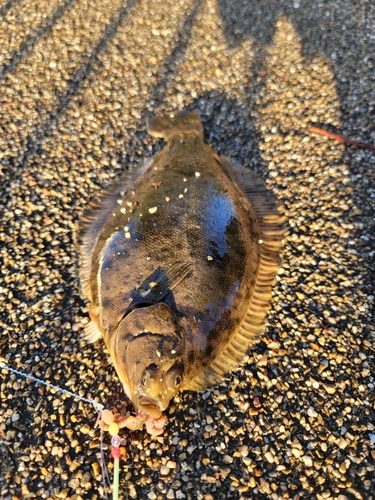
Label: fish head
xmin=112 ymin=302 xmax=185 ymax=418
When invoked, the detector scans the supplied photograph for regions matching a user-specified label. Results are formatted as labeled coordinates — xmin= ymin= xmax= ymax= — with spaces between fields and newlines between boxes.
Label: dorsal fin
xmin=186 ymin=159 xmax=287 ymax=391
xmin=76 ymin=161 xmax=150 ymax=301
xmin=81 ymin=320 xmax=102 ymax=343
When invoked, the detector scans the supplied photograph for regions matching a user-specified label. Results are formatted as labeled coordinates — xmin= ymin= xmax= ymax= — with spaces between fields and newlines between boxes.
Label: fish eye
xmin=163 ymin=364 xmax=184 ymax=390
xmin=141 ymin=364 xmax=158 ymax=388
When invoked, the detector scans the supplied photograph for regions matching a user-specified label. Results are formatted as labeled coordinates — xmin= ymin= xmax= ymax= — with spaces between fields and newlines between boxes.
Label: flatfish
xmin=76 ymin=111 xmax=286 ymax=434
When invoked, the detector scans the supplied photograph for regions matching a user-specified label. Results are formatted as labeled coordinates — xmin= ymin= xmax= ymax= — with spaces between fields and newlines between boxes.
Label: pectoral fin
xmin=127 ymin=262 xmax=193 ymax=311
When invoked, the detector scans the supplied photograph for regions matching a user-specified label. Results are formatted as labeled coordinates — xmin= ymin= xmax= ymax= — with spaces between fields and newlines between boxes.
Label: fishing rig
xmin=0 ymin=362 xmax=125 ymax=500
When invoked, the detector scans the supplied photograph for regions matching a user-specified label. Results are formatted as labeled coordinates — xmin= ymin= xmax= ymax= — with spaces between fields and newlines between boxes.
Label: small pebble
xmin=160 ymin=465 xmax=170 ymax=475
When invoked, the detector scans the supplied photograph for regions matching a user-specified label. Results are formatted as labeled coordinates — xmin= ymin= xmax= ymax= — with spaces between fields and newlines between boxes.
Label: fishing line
xmin=96 ymin=412 xmax=111 ymax=500
xmin=0 ymin=362 xmax=125 ymax=500
xmin=0 ymin=362 xmax=104 ymax=411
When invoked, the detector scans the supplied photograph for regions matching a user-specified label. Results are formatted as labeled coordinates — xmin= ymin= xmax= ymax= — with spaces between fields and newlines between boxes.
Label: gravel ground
xmin=1 ymin=0 xmax=375 ymax=499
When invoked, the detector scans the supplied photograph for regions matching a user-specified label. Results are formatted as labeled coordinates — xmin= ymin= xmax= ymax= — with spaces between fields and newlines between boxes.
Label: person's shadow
xmin=216 ymin=0 xmax=375 ymax=136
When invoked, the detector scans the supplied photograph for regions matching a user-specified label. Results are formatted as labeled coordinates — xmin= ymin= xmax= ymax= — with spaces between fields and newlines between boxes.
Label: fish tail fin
xmin=147 ymin=111 xmax=203 ymax=140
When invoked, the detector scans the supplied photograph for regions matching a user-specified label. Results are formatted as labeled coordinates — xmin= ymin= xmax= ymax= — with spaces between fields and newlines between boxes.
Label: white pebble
xmin=307 ymin=407 xmax=318 ymax=418
xmin=160 ymin=465 xmax=170 ymax=475
xmin=302 ymin=455 xmax=313 ymax=467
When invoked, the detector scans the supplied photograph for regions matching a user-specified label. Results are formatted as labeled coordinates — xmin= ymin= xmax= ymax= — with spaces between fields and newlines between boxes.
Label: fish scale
xmin=76 ymin=110 xmax=286 ymax=434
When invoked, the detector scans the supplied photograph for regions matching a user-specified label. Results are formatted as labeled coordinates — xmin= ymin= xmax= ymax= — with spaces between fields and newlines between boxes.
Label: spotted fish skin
xmin=77 ymin=111 xmax=285 ymax=433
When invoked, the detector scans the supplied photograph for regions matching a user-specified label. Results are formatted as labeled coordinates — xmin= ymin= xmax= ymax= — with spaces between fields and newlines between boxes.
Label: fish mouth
xmin=138 ymin=397 xmax=163 ymax=418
